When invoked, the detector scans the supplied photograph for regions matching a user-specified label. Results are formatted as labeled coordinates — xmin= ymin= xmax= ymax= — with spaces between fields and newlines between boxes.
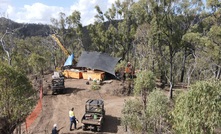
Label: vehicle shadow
xmin=44 ymin=87 xmax=86 ymax=96
xmin=64 ymin=87 xmax=86 ymax=94
xmin=73 ymin=115 xmax=121 ymax=133
xmin=102 ymin=115 xmax=121 ymax=133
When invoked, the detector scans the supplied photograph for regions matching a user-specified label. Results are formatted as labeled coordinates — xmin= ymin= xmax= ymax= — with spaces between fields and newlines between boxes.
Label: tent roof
xmin=76 ymin=51 xmax=120 ymax=76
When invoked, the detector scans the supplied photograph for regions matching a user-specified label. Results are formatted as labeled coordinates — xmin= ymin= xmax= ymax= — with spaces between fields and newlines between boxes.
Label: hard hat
xmin=53 ymin=124 xmax=57 ymax=128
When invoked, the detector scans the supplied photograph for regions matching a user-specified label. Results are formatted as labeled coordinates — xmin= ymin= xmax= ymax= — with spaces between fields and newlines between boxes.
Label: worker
xmin=52 ymin=124 xmax=58 ymax=134
xmin=69 ymin=108 xmax=78 ymax=131
xmin=126 ymin=62 xmax=132 ymax=73
xmin=126 ymin=62 xmax=133 ymax=78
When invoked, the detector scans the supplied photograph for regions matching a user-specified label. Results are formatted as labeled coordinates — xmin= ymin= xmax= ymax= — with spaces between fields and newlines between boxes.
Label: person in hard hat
xmin=52 ymin=124 xmax=58 ymax=134
xmin=69 ymin=108 xmax=78 ymax=131
xmin=126 ymin=62 xmax=132 ymax=73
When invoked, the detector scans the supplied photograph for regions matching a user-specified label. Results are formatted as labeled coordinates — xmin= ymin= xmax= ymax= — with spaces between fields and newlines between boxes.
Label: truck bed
xmin=81 ymin=113 xmax=103 ymax=125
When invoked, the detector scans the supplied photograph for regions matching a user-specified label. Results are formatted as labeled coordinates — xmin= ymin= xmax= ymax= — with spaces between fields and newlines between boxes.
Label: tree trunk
xmin=142 ymin=90 xmax=147 ymax=134
xmin=215 ymin=66 xmax=221 ymax=80
xmin=180 ymin=47 xmax=187 ymax=82
xmin=169 ymin=51 xmax=173 ymax=99
xmin=218 ymin=67 xmax=221 ymax=79
xmin=152 ymin=60 xmax=155 ymax=73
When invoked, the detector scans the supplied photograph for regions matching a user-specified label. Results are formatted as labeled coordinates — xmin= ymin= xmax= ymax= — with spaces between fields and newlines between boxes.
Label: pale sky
xmin=0 ymin=0 xmax=119 ymax=26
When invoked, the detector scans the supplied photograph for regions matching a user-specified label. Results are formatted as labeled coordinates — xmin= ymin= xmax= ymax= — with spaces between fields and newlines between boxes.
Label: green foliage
xmin=172 ymin=81 xmax=221 ymax=133
xmin=115 ymin=60 xmax=127 ymax=72
xmin=28 ymin=53 xmax=47 ymax=74
xmin=121 ymin=98 xmax=143 ymax=133
xmin=134 ymin=70 xmax=156 ymax=95
xmin=146 ymin=89 xmax=170 ymax=133
xmin=91 ymin=84 xmax=101 ymax=90
xmin=91 ymin=80 xmax=101 ymax=90
xmin=121 ymin=90 xmax=171 ymax=133
xmin=0 ymin=62 xmax=36 ymax=133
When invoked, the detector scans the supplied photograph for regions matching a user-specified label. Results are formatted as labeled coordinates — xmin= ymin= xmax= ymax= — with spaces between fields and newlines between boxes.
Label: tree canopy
xmin=0 ymin=62 xmax=37 ymax=133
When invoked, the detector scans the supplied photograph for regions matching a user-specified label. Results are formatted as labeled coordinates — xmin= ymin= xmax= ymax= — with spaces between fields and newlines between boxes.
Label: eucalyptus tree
xmin=121 ymin=99 xmax=143 ymax=133
xmin=50 ymin=12 xmax=70 ymax=64
xmin=88 ymin=0 xmax=138 ymax=59
xmin=144 ymin=0 xmax=206 ymax=99
xmin=50 ymin=12 xmax=67 ymax=37
xmin=182 ymin=30 xmax=207 ymax=86
xmin=134 ymin=70 xmax=156 ymax=133
xmin=28 ymin=53 xmax=47 ymax=75
xmin=121 ymin=90 xmax=170 ymax=134
xmin=133 ymin=23 xmax=153 ymax=71
xmin=10 ymin=36 xmax=52 ymax=75
xmin=88 ymin=5 xmax=107 ymax=52
xmin=159 ymin=1 xmax=188 ymax=99
xmin=49 ymin=12 xmax=70 ymax=66
xmin=146 ymin=90 xmax=170 ymax=133
xmin=50 ymin=11 xmax=83 ymax=63
xmin=203 ymin=0 xmax=221 ymax=79
xmin=124 ymin=0 xmax=152 ymax=72
xmin=10 ymin=38 xmax=31 ymax=73
xmin=174 ymin=0 xmax=205 ymax=83
xmin=172 ymin=81 xmax=221 ymax=133
xmin=104 ymin=3 xmax=117 ymax=25
xmin=104 ymin=4 xmax=120 ymax=56
xmin=102 ymin=0 xmax=130 ymax=57
xmin=182 ymin=0 xmax=221 ymax=84
xmin=0 ymin=29 xmax=14 ymax=65
xmin=66 ymin=10 xmax=84 ymax=57
xmin=0 ymin=62 xmax=37 ymax=134
xmin=116 ymin=0 xmax=137 ymax=61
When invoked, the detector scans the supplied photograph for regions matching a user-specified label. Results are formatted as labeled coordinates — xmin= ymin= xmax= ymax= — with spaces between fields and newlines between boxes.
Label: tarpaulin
xmin=76 ymin=51 xmax=120 ymax=76
xmin=64 ymin=54 xmax=74 ymax=66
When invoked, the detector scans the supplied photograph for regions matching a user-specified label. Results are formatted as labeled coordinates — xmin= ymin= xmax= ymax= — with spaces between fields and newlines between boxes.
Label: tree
xmin=121 ymin=98 xmax=143 ymax=133
xmin=134 ymin=70 xmax=156 ymax=107
xmin=0 ymin=62 xmax=37 ymax=134
xmin=88 ymin=5 xmax=107 ymax=52
xmin=121 ymin=89 xmax=170 ymax=133
xmin=50 ymin=11 xmax=83 ymax=60
xmin=28 ymin=53 xmax=47 ymax=75
xmin=66 ymin=10 xmax=84 ymax=56
xmin=50 ymin=12 xmax=72 ymax=62
xmin=0 ymin=29 xmax=14 ymax=65
xmin=134 ymin=70 xmax=156 ymax=133
xmin=116 ymin=0 xmax=137 ymax=61
xmin=203 ymin=0 xmax=221 ymax=79
xmin=172 ymin=81 xmax=221 ymax=133
xmin=146 ymin=90 xmax=170 ymax=133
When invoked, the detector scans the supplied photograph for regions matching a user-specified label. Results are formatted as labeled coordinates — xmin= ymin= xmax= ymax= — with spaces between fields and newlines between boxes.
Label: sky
xmin=0 ymin=0 xmax=119 ymax=26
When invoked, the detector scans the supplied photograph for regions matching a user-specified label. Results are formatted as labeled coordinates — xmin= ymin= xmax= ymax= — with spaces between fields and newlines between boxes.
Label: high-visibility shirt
xmin=69 ymin=110 xmax=75 ymax=117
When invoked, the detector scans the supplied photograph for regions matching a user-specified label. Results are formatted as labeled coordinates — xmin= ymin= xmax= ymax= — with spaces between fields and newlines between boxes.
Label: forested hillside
xmin=0 ymin=17 xmax=51 ymax=37
xmin=1 ymin=0 xmax=220 ymax=91
xmin=0 ymin=0 xmax=221 ymax=133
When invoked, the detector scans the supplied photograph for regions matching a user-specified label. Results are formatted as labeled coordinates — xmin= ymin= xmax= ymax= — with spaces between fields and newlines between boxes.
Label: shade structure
xmin=76 ymin=51 xmax=120 ymax=76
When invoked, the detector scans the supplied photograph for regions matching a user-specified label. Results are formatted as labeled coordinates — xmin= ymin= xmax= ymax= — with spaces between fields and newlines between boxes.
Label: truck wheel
xmin=97 ymin=126 xmax=101 ymax=132
xmin=82 ymin=125 xmax=86 ymax=131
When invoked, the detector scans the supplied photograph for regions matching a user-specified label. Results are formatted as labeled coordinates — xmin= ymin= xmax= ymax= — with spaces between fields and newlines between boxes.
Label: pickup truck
xmin=81 ymin=99 xmax=105 ymax=132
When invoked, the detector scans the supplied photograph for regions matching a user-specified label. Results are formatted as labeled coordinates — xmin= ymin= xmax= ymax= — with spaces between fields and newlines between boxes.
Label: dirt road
xmin=25 ymin=76 xmax=133 ymax=134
